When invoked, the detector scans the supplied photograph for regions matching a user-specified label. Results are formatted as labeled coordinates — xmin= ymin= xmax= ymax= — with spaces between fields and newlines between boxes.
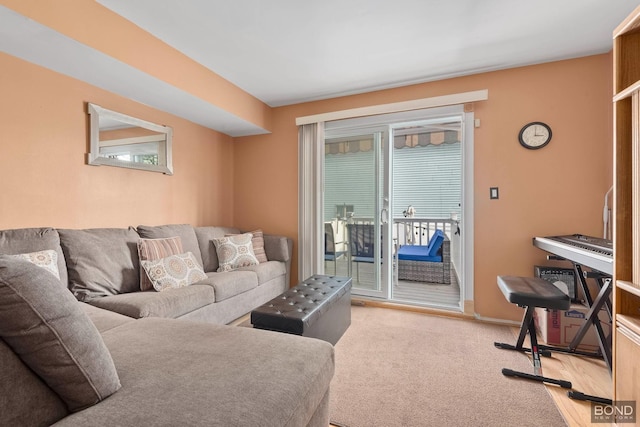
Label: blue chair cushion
xmin=325 ymin=251 xmax=346 ymax=260
xmin=426 ymin=229 xmax=445 ymax=257
xmin=397 ymin=245 xmax=442 ymax=262
xmin=352 ymin=256 xmax=375 ymax=263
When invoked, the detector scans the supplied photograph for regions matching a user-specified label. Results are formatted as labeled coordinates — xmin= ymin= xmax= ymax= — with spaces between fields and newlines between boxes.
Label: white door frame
xmin=461 ymin=112 xmax=475 ymax=312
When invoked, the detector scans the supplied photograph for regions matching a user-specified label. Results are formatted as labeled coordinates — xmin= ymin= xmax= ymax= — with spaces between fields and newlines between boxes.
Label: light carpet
xmin=329 ymin=306 xmax=566 ymax=427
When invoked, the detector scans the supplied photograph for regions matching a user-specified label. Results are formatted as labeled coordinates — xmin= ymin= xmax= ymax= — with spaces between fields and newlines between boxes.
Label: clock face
xmin=519 ymin=122 xmax=552 ymax=149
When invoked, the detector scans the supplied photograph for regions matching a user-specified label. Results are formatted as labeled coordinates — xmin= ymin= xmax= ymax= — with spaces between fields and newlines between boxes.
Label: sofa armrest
xmin=264 ymin=235 xmax=293 ymax=287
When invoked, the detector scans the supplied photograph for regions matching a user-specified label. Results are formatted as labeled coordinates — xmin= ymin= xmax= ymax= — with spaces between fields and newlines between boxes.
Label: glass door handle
xmin=381 ymin=197 xmax=389 ymax=224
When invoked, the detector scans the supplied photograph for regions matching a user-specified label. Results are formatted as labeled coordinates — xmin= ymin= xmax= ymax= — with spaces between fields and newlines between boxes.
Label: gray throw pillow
xmin=0 ymin=256 xmax=121 ymax=411
xmin=58 ymin=228 xmax=140 ymax=301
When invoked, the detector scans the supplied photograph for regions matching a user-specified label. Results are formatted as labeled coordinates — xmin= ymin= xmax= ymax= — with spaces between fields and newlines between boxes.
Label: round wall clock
xmin=518 ymin=122 xmax=552 ymax=150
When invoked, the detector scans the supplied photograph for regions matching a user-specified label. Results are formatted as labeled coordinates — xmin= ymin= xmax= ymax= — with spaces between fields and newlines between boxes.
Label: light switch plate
xmin=490 ymin=187 xmax=499 ymax=199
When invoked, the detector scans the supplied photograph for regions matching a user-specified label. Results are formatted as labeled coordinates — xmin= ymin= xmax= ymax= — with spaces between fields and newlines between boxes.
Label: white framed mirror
xmin=87 ymin=103 xmax=173 ymax=175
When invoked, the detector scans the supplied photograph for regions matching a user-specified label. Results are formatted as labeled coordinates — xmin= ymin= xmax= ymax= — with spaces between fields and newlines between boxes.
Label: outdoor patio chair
xmin=347 ymin=223 xmax=377 ymax=281
xmin=396 ymin=229 xmax=451 ymax=284
xmin=324 ymin=222 xmax=347 ymax=274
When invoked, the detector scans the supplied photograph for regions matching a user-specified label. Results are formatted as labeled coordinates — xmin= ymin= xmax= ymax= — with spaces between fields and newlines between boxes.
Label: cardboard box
xmin=534 ymin=303 xmax=611 ymax=351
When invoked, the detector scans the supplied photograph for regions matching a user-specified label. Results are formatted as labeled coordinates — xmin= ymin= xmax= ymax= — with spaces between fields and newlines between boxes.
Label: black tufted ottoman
xmin=250 ymin=275 xmax=352 ymax=345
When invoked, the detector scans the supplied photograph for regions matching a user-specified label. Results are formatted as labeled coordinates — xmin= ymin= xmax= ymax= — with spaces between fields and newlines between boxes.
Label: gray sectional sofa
xmin=57 ymin=224 xmax=294 ymax=325
xmin=0 ymin=224 xmax=334 ymax=426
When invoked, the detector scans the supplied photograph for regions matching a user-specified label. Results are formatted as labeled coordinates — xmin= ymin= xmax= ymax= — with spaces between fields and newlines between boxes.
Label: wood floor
xmin=510 ymin=326 xmax=612 ymax=427
xmin=393 ymin=277 xmax=460 ymax=308
xmin=325 ymin=258 xmax=461 ymax=309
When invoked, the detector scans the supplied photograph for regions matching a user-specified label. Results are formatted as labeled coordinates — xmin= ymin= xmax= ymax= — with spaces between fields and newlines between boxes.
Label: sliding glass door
xmin=389 ymin=118 xmax=463 ymax=309
xmin=323 ymin=127 xmax=392 ymax=298
xmin=320 ymin=105 xmax=471 ymax=311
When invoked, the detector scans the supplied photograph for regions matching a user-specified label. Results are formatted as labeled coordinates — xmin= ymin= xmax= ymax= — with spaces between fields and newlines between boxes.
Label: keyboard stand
xmin=539 ymin=258 xmax=613 ymax=371
xmin=540 ymin=261 xmax=613 ymax=405
xmin=570 ymin=264 xmax=612 ymax=371
xmin=551 ymin=264 xmax=613 ymax=371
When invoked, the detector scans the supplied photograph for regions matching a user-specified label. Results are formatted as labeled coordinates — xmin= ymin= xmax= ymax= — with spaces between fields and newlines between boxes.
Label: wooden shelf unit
xmin=613 ymin=4 xmax=640 ymax=406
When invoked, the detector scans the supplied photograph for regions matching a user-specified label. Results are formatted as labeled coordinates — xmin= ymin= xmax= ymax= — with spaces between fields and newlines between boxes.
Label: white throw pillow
xmin=9 ymin=249 xmax=60 ymax=280
xmin=225 ymin=229 xmax=268 ymax=263
xmin=140 ymin=252 xmax=207 ymax=292
xmin=212 ymin=233 xmax=259 ymax=272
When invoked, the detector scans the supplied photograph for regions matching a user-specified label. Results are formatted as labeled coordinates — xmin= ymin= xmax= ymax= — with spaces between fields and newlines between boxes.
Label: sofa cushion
xmin=0 ymin=338 xmax=69 ymax=427
xmin=141 ymin=252 xmax=208 ymax=292
xmin=213 ymin=233 xmax=259 ymax=272
xmin=81 ymin=303 xmax=136 ymax=333
xmin=238 ymin=261 xmax=287 ymax=285
xmin=9 ymin=249 xmax=60 ymax=279
xmin=137 ymin=236 xmax=184 ymax=291
xmin=53 ymin=319 xmax=334 ymax=427
xmin=0 ymin=227 xmax=68 ymax=287
xmin=202 ymin=270 xmax=258 ymax=302
xmin=87 ymin=284 xmax=215 ymax=319
xmin=194 ymin=226 xmax=241 ymax=272
xmin=0 ymin=256 xmax=121 ymax=411
xmin=58 ymin=228 xmax=140 ymax=301
xmin=136 ymin=224 xmax=204 ymax=268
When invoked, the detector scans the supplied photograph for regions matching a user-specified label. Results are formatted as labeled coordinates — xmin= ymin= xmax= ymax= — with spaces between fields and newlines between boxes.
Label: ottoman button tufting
xmin=250 ymin=275 xmax=352 ymax=345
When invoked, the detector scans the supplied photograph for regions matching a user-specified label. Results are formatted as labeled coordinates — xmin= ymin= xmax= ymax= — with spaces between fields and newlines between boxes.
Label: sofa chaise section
xmin=53 ymin=317 xmax=334 ymax=427
xmin=1 ymin=301 xmax=334 ymax=427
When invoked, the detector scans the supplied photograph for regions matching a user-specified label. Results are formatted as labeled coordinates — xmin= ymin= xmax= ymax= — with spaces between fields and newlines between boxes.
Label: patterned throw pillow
xmin=137 ymin=236 xmax=183 ymax=291
xmin=212 ymin=233 xmax=259 ymax=272
xmin=225 ymin=229 xmax=267 ymax=263
xmin=140 ymin=252 xmax=207 ymax=292
xmin=10 ymin=249 xmax=60 ymax=280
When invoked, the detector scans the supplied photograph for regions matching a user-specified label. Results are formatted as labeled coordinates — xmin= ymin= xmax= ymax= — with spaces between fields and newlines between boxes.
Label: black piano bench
xmin=494 ymin=275 xmax=572 ymax=389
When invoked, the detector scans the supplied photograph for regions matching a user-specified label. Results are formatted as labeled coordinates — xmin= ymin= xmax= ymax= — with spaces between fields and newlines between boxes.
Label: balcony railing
xmin=325 ymin=216 xmax=461 ymax=290
xmin=391 ymin=217 xmax=457 ymax=247
xmin=341 ymin=216 xmax=458 ymax=246
xmin=326 ymin=216 xmax=460 ymax=281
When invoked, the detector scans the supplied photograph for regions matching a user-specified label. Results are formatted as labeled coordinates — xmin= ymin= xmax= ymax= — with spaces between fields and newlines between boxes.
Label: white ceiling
xmin=96 ymin=0 xmax=640 ymax=107
xmin=2 ymin=1 xmax=639 ymax=136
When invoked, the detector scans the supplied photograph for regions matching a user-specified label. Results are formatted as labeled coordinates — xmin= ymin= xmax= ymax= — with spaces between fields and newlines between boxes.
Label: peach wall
xmin=0 ymin=3 xmax=613 ymax=321
xmin=0 ymin=0 xmax=272 ymax=132
xmin=233 ymin=54 xmax=613 ymax=321
xmin=0 ymin=52 xmax=234 ymax=229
